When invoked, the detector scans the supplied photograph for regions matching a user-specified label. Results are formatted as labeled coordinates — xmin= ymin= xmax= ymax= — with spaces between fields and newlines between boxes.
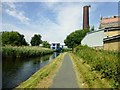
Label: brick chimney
xmin=83 ymin=5 xmax=91 ymax=30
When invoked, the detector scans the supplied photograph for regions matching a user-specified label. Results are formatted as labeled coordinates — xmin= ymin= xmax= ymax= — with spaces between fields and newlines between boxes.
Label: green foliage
xmin=42 ymin=41 xmax=50 ymax=48
xmin=16 ymin=53 xmax=66 ymax=88
xmin=2 ymin=46 xmax=54 ymax=58
xmin=61 ymin=48 xmax=72 ymax=52
xmin=64 ymin=29 xmax=89 ymax=49
xmin=2 ymin=31 xmax=28 ymax=46
xmin=74 ymin=45 xmax=119 ymax=88
xmin=30 ymin=34 xmax=42 ymax=46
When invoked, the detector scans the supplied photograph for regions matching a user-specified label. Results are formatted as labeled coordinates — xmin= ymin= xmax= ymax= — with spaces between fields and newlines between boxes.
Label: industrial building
xmin=101 ymin=16 xmax=120 ymax=51
xmin=81 ymin=15 xmax=120 ymax=51
xmin=99 ymin=16 xmax=120 ymax=29
xmin=81 ymin=30 xmax=104 ymax=48
xmin=104 ymin=34 xmax=120 ymax=51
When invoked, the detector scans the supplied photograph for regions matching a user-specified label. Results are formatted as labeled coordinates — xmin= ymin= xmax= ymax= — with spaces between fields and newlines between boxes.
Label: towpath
xmin=50 ymin=53 xmax=78 ymax=88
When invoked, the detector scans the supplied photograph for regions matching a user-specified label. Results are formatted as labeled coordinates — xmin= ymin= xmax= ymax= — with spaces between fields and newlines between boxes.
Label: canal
xmin=2 ymin=52 xmax=60 ymax=89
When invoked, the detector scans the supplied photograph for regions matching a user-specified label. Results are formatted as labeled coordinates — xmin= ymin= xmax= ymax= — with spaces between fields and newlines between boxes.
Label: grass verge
xmin=15 ymin=52 xmax=66 ymax=89
xmin=70 ymin=53 xmax=116 ymax=88
xmin=73 ymin=45 xmax=119 ymax=88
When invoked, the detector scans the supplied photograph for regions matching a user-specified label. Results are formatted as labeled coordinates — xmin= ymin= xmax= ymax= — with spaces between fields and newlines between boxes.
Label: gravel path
xmin=50 ymin=53 xmax=78 ymax=88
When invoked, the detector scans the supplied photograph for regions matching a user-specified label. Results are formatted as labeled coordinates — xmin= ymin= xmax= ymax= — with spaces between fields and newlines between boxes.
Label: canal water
xmin=2 ymin=52 xmax=60 ymax=89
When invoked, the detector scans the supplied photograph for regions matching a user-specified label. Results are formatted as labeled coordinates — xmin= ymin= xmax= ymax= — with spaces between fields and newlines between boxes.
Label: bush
xmin=73 ymin=45 xmax=119 ymax=88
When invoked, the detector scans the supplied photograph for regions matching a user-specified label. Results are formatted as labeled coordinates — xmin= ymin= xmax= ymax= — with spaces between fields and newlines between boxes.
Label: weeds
xmin=2 ymin=46 xmax=54 ymax=58
xmin=73 ymin=45 xmax=119 ymax=88
xmin=16 ymin=53 xmax=66 ymax=88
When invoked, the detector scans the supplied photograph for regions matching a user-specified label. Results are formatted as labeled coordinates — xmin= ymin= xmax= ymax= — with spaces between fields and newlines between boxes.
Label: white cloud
xmin=5 ymin=2 xmax=16 ymax=9
xmin=2 ymin=2 xmax=99 ymax=44
xmin=1 ymin=0 xmax=119 ymax=2
xmin=58 ymin=4 xmax=83 ymax=31
xmin=37 ymin=3 xmax=85 ymax=43
xmin=1 ymin=23 xmax=34 ymax=44
xmin=5 ymin=9 xmax=30 ymax=24
xmin=3 ymin=2 xmax=30 ymax=24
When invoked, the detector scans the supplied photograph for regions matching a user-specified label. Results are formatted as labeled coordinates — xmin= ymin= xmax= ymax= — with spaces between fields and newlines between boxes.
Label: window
xmin=53 ymin=44 xmax=55 ymax=46
xmin=52 ymin=47 xmax=55 ymax=49
xmin=57 ymin=44 xmax=60 ymax=46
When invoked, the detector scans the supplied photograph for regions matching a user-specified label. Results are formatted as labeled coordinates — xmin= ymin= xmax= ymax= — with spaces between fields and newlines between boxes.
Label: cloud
xmin=3 ymin=2 xmax=30 ymax=24
xmin=1 ymin=0 xmax=119 ymax=2
xmin=57 ymin=4 xmax=83 ymax=31
xmin=2 ymin=23 xmax=34 ymax=44
xmin=2 ymin=2 xmax=89 ymax=44
xmin=2 ymin=2 xmax=99 ymax=44
xmin=37 ymin=3 xmax=85 ymax=43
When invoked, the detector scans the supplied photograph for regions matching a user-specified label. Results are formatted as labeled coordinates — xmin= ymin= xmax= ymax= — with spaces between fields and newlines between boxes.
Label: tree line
xmin=2 ymin=28 xmax=90 ymax=49
xmin=1 ymin=31 xmax=50 ymax=48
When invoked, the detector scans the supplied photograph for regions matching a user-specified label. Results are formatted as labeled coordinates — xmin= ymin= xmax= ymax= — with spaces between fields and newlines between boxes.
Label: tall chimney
xmin=83 ymin=5 xmax=91 ymax=30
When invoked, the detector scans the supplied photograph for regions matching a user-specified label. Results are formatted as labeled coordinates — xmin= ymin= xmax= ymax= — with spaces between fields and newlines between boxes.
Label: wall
xmin=99 ymin=22 xmax=119 ymax=29
xmin=104 ymin=30 xmax=120 ymax=37
xmin=104 ymin=39 xmax=120 ymax=51
xmin=81 ymin=30 xmax=104 ymax=47
xmin=99 ymin=16 xmax=120 ymax=29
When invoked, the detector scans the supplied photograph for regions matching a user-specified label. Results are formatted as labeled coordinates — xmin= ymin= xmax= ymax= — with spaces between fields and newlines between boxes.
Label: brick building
xmin=100 ymin=16 xmax=120 ymax=51
xmin=99 ymin=16 xmax=120 ymax=29
xmin=81 ymin=16 xmax=120 ymax=51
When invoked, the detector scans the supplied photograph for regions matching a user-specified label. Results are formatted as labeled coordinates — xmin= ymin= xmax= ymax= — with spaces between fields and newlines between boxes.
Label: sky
xmin=1 ymin=0 xmax=119 ymax=44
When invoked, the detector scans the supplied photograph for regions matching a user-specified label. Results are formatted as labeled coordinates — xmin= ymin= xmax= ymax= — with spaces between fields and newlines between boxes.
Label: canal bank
xmin=2 ymin=46 xmax=54 ymax=58
xmin=15 ymin=52 xmax=66 ymax=89
xmin=2 ymin=52 xmax=61 ymax=89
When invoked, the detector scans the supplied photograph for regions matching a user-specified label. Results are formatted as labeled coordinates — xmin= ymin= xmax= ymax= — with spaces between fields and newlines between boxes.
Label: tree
xmin=2 ymin=31 xmax=28 ymax=46
xmin=30 ymin=34 xmax=42 ymax=46
xmin=64 ymin=29 xmax=89 ymax=49
xmin=42 ymin=41 xmax=50 ymax=48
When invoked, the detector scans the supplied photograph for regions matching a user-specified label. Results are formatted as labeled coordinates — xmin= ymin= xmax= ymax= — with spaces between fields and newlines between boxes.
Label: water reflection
xmin=2 ymin=52 xmax=60 ymax=89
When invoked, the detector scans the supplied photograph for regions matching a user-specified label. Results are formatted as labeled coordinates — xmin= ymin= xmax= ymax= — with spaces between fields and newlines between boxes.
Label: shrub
xmin=73 ymin=45 xmax=119 ymax=88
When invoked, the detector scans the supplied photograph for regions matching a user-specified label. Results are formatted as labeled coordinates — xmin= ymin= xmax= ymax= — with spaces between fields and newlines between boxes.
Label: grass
xmin=2 ymin=46 xmax=54 ymax=58
xmin=15 ymin=52 xmax=66 ymax=89
xmin=60 ymin=48 xmax=72 ymax=52
xmin=70 ymin=53 xmax=113 ymax=88
xmin=71 ymin=45 xmax=119 ymax=88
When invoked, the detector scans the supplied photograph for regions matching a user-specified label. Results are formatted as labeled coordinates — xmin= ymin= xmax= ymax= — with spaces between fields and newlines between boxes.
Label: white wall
xmin=81 ymin=30 xmax=104 ymax=47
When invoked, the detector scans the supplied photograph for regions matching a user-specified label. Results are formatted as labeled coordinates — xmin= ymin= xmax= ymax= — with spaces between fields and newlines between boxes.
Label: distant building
xmin=103 ymin=27 xmax=120 ymax=51
xmin=81 ymin=30 xmax=104 ymax=49
xmin=104 ymin=34 xmax=120 ymax=51
xmin=60 ymin=44 xmax=68 ymax=49
xmin=81 ymin=16 xmax=120 ymax=51
xmin=100 ymin=16 xmax=120 ymax=51
xmin=99 ymin=16 xmax=120 ymax=29
xmin=50 ymin=42 xmax=60 ymax=50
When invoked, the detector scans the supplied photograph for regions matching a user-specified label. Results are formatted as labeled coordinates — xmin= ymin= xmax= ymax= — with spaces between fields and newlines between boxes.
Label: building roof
xmin=100 ymin=16 xmax=120 ymax=24
xmin=49 ymin=42 xmax=60 ymax=44
xmin=99 ymin=16 xmax=120 ymax=29
xmin=87 ymin=29 xmax=104 ymax=34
